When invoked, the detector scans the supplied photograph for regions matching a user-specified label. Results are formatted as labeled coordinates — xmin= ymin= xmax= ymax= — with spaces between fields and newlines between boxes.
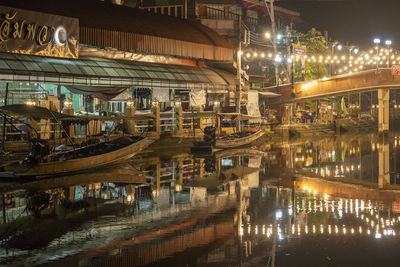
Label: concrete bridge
xmin=268 ymin=68 xmax=400 ymax=132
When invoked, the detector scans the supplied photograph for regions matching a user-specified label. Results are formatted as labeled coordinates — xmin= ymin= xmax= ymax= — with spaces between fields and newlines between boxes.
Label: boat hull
xmin=215 ymin=130 xmax=265 ymax=149
xmin=20 ymin=138 xmax=150 ymax=177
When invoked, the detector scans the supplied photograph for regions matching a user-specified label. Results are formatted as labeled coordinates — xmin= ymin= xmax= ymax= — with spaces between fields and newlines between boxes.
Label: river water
xmin=2 ymin=133 xmax=400 ymax=266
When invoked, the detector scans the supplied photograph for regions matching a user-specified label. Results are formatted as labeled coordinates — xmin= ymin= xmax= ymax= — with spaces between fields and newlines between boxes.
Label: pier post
xmin=155 ymin=162 xmax=160 ymax=197
xmin=199 ymin=106 xmax=203 ymax=131
xmin=153 ymin=100 xmax=160 ymax=134
xmin=177 ymin=104 xmax=183 ymax=135
xmin=177 ymin=158 xmax=183 ymax=192
xmin=124 ymin=99 xmax=136 ymax=135
xmin=378 ymin=138 xmax=390 ymax=189
xmin=62 ymin=99 xmax=75 ymax=139
xmin=378 ymin=88 xmax=389 ymax=133
xmin=199 ymin=158 xmax=204 ymax=178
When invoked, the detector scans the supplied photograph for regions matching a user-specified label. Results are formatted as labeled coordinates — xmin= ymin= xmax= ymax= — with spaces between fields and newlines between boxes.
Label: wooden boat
xmin=215 ymin=130 xmax=265 ymax=149
xmin=0 ymin=104 xmax=155 ymax=178
xmin=4 ymin=136 xmax=151 ymax=178
xmin=190 ymin=111 xmax=264 ymax=153
xmin=214 ymin=147 xmax=268 ymax=159
xmin=191 ymin=129 xmax=265 ymax=154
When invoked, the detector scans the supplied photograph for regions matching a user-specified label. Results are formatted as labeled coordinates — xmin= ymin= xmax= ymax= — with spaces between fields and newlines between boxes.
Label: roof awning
xmin=0 ymin=53 xmax=234 ymax=100
xmin=259 ymin=92 xmax=281 ymax=98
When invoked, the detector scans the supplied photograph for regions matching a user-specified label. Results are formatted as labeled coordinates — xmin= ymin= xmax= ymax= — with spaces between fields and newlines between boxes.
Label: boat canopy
xmin=0 ymin=104 xmax=154 ymax=121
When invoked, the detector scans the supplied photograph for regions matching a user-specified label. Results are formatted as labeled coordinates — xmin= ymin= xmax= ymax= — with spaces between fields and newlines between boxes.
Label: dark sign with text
xmin=0 ymin=6 xmax=79 ymax=58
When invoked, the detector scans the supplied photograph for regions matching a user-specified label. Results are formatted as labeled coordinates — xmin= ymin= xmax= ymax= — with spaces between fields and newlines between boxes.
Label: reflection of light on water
xmin=239 ymin=223 xmax=400 ymax=242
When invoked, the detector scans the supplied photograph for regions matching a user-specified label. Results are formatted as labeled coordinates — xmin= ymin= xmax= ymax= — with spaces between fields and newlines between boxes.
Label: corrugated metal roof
xmin=1 ymin=0 xmax=232 ymax=49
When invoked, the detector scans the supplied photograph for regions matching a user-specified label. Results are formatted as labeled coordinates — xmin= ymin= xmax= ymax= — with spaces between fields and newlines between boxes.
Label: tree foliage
xmin=264 ymin=28 xmax=330 ymax=84
xmin=292 ymin=28 xmax=330 ymax=82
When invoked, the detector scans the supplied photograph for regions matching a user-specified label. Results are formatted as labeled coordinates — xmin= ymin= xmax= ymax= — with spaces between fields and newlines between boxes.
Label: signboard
xmin=247 ymin=90 xmax=261 ymax=123
xmin=392 ymin=65 xmax=400 ymax=75
xmin=293 ymin=47 xmax=306 ymax=56
xmin=293 ymin=43 xmax=306 ymax=56
xmin=0 ymin=6 xmax=79 ymax=58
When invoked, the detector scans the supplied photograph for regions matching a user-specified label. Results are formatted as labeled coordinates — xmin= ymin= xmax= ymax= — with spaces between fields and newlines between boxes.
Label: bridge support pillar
xmin=378 ymin=89 xmax=389 ymax=133
xmin=378 ymin=139 xmax=390 ymax=189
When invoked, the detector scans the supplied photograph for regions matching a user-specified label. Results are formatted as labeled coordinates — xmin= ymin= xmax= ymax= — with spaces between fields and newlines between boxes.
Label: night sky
xmin=277 ymin=0 xmax=400 ymax=49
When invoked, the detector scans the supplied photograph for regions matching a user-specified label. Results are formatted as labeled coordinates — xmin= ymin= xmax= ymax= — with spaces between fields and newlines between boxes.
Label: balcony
xmin=198 ymin=6 xmax=258 ymax=37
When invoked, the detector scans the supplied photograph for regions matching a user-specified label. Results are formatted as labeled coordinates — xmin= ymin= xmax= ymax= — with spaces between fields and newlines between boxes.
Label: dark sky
xmin=277 ymin=0 xmax=400 ymax=49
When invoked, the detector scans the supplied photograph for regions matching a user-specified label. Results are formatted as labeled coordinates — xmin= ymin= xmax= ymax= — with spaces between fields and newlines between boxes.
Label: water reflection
xmin=272 ymin=134 xmax=400 ymax=188
xmin=0 ymin=148 xmax=265 ymax=266
xmin=3 ymin=135 xmax=400 ymax=266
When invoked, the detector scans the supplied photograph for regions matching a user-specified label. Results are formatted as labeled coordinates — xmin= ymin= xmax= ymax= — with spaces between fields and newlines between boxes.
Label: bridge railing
xmin=270 ymin=68 xmax=399 ymax=103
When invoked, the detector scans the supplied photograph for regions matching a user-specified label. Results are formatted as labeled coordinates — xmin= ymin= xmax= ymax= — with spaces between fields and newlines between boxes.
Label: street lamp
xmin=385 ymin=40 xmax=392 ymax=68
xmin=330 ymin=42 xmax=341 ymax=76
xmin=373 ymin=38 xmax=381 ymax=71
xmin=265 ymin=32 xmax=271 ymax=39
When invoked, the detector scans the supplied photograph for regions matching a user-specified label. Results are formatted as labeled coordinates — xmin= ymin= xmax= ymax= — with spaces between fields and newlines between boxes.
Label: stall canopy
xmin=0 ymin=52 xmax=235 ymax=100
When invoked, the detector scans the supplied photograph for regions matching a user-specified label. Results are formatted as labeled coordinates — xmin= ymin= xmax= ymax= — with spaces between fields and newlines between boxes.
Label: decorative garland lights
xmin=239 ymin=46 xmax=400 ymax=76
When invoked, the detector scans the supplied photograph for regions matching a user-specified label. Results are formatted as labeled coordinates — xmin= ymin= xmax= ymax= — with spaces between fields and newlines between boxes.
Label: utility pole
xmin=236 ymin=16 xmax=242 ymax=114
xmin=266 ymin=0 xmax=279 ymax=86
xmin=286 ymin=25 xmax=292 ymax=84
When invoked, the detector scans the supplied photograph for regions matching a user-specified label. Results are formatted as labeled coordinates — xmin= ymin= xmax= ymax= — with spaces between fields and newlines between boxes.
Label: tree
xmin=293 ymin=28 xmax=329 ymax=82
xmin=263 ymin=28 xmax=329 ymax=84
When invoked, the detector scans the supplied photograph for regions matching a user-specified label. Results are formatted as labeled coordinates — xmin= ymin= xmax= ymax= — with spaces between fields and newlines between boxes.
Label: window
xmin=177 ymin=6 xmax=182 ymax=18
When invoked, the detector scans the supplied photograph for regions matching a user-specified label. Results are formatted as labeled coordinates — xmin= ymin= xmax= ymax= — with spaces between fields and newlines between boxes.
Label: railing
xmin=274 ymin=69 xmax=400 ymax=103
xmin=0 ymin=106 xmax=218 ymax=144
xmin=198 ymin=6 xmax=240 ymax=21
xmin=198 ymin=6 xmax=258 ymax=26
xmin=0 ymin=121 xmax=63 ymax=141
xmin=160 ymin=111 xmax=177 ymax=132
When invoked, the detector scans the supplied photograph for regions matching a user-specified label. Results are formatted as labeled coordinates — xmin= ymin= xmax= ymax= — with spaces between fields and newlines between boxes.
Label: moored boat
xmin=215 ymin=130 xmax=265 ymax=149
xmin=3 ymin=136 xmax=151 ymax=178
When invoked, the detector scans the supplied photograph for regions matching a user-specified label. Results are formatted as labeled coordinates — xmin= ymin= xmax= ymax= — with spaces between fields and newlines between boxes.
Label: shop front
xmin=0 ymin=3 xmax=236 ymax=141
